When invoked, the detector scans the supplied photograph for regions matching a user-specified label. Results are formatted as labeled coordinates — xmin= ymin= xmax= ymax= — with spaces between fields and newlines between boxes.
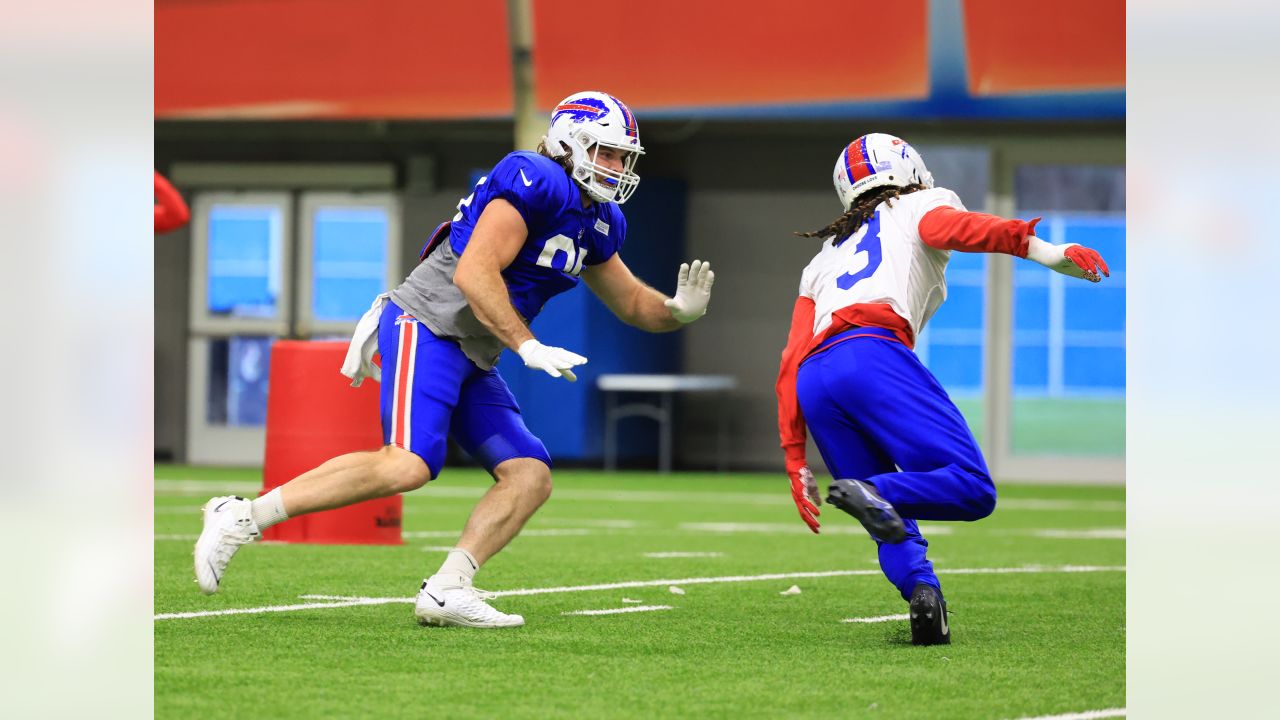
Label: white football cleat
xmin=193 ymin=495 xmax=260 ymax=595
xmin=414 ymin=574 xmax=524 ymax=628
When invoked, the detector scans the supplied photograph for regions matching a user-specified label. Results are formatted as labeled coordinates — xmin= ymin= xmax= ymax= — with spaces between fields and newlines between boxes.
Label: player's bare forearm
xmin=453 ymin=199 xmax=537 ymax=351
xmin=625 ymin=283 xmax=684 ymax=333
xmin=456 ymin=268 xmax=535 ymax=351
xmin=583 ymin=256 xmax=682 ymax=333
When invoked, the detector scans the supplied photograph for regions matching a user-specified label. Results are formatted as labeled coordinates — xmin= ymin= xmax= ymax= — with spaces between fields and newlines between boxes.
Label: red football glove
xmin=1063 ymin=245 xmax=1111 ymax=282
xmin=788 ymin=464 xmax=822 ymax=534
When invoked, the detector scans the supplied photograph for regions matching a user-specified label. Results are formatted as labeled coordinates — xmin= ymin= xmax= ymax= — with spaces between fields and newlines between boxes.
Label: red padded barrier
xmin=261 ymin=340 xmax=402 ymax=545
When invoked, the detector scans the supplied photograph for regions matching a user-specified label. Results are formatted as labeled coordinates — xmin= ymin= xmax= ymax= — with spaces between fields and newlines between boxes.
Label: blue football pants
xmin=378 ymin=299 xmax=551 ymax=479
xmin=796 ymin=328 xmax=996 ymax=600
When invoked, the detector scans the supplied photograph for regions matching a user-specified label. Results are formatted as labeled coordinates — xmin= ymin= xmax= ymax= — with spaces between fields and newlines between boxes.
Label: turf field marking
xmin=537 ymin=518 xmax=639 ymax=528
xmin=562 ymin=605 xmax=674 ymax=616
xmin=679 ymin=522 xmax=953 ymax=536
xmin=154 ymin=597 xmax=403 ymax=620
xmin=403 ymin=528 xmax=593 ymax=538
xmin=155 ymin=480 xmax=261 ymax=495
xmin=998 ymin=499 xmax=1125 ymax=512
xmin=1007 ymin=709 xmax=1125 ymax=720
xmin=155 ymin=534 xmax=198 ymax=541
xmin=842 ymin=613 xmax=910 ymax=624
xmin=156 ymin=565 xmax=1124 ymax=620
xmin=1029 ymin=528 xmax=1125 ymax=540
xmin=643 ymin=552 xmax=725 ymax=558
xmin=155 ymin=479 xmax=1123 ymax=512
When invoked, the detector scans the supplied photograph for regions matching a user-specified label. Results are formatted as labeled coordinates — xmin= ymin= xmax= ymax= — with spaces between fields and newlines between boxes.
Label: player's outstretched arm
xmin=918 ymin=205 xmax=1110 ymax=282
xmin=582 ymin=255 xmax=715 ymax=333
xmin=456 ymin=199 xmax=587 ymax=381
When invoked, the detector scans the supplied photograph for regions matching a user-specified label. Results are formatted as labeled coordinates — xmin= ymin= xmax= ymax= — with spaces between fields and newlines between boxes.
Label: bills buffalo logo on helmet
xmin=553 ymin=95 xmax=638 ymax=140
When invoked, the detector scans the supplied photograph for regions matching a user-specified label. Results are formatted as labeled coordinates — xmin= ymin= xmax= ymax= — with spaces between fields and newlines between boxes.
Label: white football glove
xmin=663 ymin=259 xmax=716 ymax=324
xmin=516 ymin=339 xmax=587 ymax=382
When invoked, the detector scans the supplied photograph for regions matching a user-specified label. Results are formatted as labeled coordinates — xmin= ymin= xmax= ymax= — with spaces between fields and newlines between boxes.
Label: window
xmin=205 ymin=336 xmax=274 ymax=427
xmin=1010 ymin=165 xmax=1125 ymax=457
xmin=190 ymin=192 xmax=292 ymax=335
xmin=297 ymin=193 xmax=400 ymax=335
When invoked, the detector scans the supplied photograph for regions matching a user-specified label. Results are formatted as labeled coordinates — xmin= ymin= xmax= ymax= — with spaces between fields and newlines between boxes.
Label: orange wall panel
xmin=155 ymin=0 xmax=513 ymax=119
xmin=532 ymin=0 xmax=928 ymax=111
xmin=962 ymin=0 xmax=1125 ymax=95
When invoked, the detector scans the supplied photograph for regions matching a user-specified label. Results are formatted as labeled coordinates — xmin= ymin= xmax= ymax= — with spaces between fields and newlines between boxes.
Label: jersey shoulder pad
xmin=487 ymin=152 xmax=575 ymax=225
xmin=602 ymin=202 xmax=627 ymax=239
xmin=888 ymin=187 xmax=966 ymax=234
xmin=897 ymin=186 xmax=966 ymax=215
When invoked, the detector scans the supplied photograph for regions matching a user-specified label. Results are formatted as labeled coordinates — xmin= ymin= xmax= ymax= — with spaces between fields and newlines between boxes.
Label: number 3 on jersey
xmin=836 ymin=210 xmax=883 ymax=290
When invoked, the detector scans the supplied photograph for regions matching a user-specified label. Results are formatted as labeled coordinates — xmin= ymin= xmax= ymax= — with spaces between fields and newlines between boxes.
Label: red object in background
xmin=261 ymin=341 xmax=402 ymax=545
xmin=154 ymin=170 xmax=190 ymax=233
xmin=962 ymin=0 xmax=1126 ymax=95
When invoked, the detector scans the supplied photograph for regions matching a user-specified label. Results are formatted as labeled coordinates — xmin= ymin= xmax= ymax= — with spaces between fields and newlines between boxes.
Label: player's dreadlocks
xmin=537 ymin=140 xmax=575 ymax=175
xmin=795 ymin=183 xmax=929 ymax=243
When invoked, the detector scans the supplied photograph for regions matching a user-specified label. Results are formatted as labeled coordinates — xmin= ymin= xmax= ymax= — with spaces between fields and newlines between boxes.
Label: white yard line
xmin=1007 ymin=709 xmax=1125 ymax=720
xmin=403 ymin=528 xmax=592 ymax=538
xmin=154 ymin=480 xmax=261 ymax=495
xmin=842 ymin=613 xmax=910 ymax=624
xmin=154 ymin=597 xmax=404 ymax=620
xmin=998 ymin=499 xmax=1125 ymax=512
xmin=155 ymin=565 xmax=1124 ymax=620
xmin=1030 ymin=529 xmax=1125 ymax=540
xmin=538 ymin=518 xmax=639 ymax=528
xmin=643 ymin=552 xmax=725 ymax=558
xmin=562 ymin=605 xmax=674 ymax=616
xmin=680 ymin=522 xmax=953 ymax=536
xmin=155 ymin=479 xmax=1123 ymax=512
xmin=158 ymin=525 xmax=1121 ymax=543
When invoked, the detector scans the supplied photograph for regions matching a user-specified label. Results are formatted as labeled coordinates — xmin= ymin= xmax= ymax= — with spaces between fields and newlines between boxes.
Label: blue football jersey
xmin=447 ymin=151 xmax=627 ymax=322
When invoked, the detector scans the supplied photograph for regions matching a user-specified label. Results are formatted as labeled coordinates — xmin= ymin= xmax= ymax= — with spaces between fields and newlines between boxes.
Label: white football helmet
xmin=543 ymin=91 xmax=644 ymax=204
xmin=833 ymin=133 xmax=934 ymax=211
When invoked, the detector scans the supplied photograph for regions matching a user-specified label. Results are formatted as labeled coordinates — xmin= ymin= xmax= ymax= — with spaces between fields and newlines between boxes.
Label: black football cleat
xmin=909 ymin=584 xmax=951 ymax=646
xmin=825 ymin=478 xmax=907 ymax=543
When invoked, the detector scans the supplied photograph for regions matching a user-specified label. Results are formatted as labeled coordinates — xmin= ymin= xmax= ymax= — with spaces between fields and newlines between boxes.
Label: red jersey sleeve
xmin=918 ymin=205 xmax=1040 ymax=257
xmin=776 ymin=296 xmax=816 ymax=473
xmin=155 ymin=171 xmax=191 ymax=234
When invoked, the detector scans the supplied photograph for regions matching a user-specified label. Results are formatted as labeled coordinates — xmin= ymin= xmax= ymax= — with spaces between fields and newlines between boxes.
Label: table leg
xmin=659 ymin=391 xmax=672 ymax=474
xmin=717 ymin=391 xmax=728 ymax=473
xmin=604 ymin=391 xmax=617 ymax=472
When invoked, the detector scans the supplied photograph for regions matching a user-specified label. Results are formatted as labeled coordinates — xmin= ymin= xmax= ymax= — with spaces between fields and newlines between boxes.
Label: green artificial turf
xmin=155 ymin=465 xmax=1124 ymax=719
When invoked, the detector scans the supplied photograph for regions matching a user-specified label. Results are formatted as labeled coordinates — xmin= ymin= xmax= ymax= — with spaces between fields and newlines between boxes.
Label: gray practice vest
xmin=388 ymin=240 xmax=513 ymax=371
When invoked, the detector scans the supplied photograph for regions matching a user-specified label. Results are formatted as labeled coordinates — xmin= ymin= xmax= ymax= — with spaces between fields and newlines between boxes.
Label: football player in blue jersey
xmin=193 ymin=91 xmax=717 ymax=628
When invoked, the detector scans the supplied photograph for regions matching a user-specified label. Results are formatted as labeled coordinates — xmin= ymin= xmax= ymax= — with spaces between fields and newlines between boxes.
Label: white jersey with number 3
xmin=799 ymin=187 xmax=967 ymax=339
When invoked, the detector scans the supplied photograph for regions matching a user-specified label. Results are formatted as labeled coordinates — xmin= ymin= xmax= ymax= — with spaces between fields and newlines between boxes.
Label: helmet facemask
xmin=571 ymin=132 xmax=642 ymax=204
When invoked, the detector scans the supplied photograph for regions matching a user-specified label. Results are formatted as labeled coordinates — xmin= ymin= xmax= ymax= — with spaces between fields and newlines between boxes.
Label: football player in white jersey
xmin=775 ymin=133 xmax=1110 ymax=645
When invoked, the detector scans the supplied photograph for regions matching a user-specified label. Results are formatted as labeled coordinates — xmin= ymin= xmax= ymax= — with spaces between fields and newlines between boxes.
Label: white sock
xmin=436 ymin=548 xmax=479 ymax=583
xmin=250 ymin=488 xmax=289 ymax=530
